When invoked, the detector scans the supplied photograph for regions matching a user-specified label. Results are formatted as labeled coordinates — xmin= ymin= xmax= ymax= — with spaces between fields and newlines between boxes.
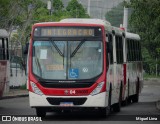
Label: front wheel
xmin=132 ymin=94 xmax=139 ymax=103
xmin=36 ymin=108 xmax=46 ymax=118
xmin=132 ymin=79 xmax=140 ymax=103
xmin=100 ymin=107 xmax=110 ymax=117
xmin=113 ymin=82 xmax=122 ymax=112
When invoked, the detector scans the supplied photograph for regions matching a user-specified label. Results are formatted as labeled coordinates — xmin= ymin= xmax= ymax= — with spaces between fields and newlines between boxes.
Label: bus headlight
xmin=90 ymin=82 xmax=104 ymax=96
xmin=30 ymin=81 xmax=44 ymax=96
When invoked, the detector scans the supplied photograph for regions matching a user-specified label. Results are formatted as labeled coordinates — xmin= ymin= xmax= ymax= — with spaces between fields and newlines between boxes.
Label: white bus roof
xmin=0 ymin=29 xmax=8 ymax=38
xmin=125 ymin=32 xmax=140 ymax=40
xmin=60 ymin=18 xmax=111 ymax=26
xmin=60 ymin=18 xmax=113 ymax=33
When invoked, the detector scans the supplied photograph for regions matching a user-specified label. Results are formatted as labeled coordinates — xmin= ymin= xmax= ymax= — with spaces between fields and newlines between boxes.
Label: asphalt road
xmin=0 ymin=81 xmax=160 ymax=123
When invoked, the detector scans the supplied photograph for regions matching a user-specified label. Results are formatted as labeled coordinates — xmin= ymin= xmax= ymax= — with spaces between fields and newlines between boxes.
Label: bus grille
xmin=46 ymin=98 xmax=87 ymax=105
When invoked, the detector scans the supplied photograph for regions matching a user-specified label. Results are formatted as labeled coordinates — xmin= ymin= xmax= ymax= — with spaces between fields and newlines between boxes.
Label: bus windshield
xmin=32 ymin=40 xmax=103 ymax=80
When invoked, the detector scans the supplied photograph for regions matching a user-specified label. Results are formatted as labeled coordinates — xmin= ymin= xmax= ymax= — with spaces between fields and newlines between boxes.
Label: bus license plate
xmin=60 ymin=102 xmax=73 ymax=106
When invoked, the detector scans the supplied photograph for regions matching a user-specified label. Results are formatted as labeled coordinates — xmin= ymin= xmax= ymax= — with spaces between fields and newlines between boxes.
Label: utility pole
xmin=47 ymin=0 xmax=52 ymax=16
xmin=87 ymin=0 xmax=90 ymax=16
xmin=123 ymin=0 xmax=129 ymax=31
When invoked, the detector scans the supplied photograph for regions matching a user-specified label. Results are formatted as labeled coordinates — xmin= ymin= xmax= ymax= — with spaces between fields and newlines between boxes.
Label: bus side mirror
xmin=23 ymin=43 xmax=29 ymax=55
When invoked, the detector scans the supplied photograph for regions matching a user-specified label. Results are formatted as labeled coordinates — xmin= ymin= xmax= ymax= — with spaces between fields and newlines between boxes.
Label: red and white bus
xmin=122 ymin=32 xmax=143 ymax=104
xmin=0 ymin=29 xmax=10 ymax=98
xmin=26 ymin=19 xmax=143 ymax=117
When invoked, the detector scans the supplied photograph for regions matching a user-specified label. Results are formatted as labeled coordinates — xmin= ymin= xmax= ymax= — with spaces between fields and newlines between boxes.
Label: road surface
xmin=0 ymin=80 xmax=160 ymax=123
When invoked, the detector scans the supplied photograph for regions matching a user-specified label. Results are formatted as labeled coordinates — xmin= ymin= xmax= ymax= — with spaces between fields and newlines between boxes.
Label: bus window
xmin=116 ymin=36 xmax=123 ymax=64
xmin=119 ymin=36 xmax=123 ymax=63
xmin=108 ymin=34 xmax=113 ymax=64
xmin=6 ymin=38 xmax=9 ymax=60
xmin=4 ymin=38 xmax=8 ymax=60
xmin=116 ymin=36 xmax=119 ymax=63
xmin=139 ymin=41 xmax=142 ymax=61
xmin=2 ymin=38 xmax=5 ymax=60
xmin=130 ymin=40 xmax=133 ymax=61
xmin=136 ymin=41 xmax=139 ymax=61
xmin=133 ymin=40 xmax=136 ymax=61
xmin=127 ymin=39 xmax=131 ymax=62
xmin=0 ymin=39 xmax=2 ymax=60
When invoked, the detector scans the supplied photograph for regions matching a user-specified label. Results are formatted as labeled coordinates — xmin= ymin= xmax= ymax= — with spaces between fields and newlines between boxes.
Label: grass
xmin=144 ymin=73 xmax=160 ymax=79
xmin=20 ymin=84 xmax=27 ymax=90
xmin=10 ymin=84 xmax=27 ymax=90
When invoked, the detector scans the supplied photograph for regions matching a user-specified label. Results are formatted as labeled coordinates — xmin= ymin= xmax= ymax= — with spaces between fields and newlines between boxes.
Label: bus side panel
xmin=0 ymin=61 xmax=7 ymax=97
xmin=138 ymin=61 xmax=143 ymax=93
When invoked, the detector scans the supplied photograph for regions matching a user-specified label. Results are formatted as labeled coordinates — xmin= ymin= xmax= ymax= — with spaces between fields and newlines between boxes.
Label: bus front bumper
xmin=29 ymin=91 xmax=107 ymax=108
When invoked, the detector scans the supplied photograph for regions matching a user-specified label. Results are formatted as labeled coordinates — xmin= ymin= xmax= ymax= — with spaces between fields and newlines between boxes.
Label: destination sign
xmin=34 ymin=27 xmax=102 ymax=37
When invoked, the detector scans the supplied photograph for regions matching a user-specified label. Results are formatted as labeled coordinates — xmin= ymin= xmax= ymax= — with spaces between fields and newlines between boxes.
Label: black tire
xmin=127 ymin=80 xmax=132 ymax=104
xmin=108 ymin=84 xmax=112 ymax=112
xmin=113 ymin=82 xmax=122 ymax=112
xmin=127 ymin=97 xmax=132 ymax=104
xmin=100 ymin=107 xmax=110 ymax=118
xmin=132 ymin=79 xmax=139 ymax=103
xmin=132 ymin=94 xmax=139 ymax=103
xmin=36 ymin=108 xmax=46 ymax=118
xmin=121 ymin=97 xmax=128 ymax=106
xmin=100 ymin=84 xmax=112 ymax=117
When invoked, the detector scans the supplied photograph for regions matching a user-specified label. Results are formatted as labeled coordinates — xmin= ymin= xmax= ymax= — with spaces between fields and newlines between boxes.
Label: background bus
xmin=0 ymin=29 xmax=10 ymax=98
xmin=123 ymin=32 xmax=143 ymax=104
xmin=25 ymin=19 xmax=143 ymax=117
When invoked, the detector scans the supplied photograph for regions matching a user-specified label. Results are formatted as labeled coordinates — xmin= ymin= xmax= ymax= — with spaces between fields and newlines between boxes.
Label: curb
xmin=156 ymin=100 xmax=160 ymax=111
xmin=1 ymin=94 xmax=29 ymax=100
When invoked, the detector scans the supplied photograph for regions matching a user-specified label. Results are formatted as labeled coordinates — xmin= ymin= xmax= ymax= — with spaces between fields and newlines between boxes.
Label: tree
xmin=105 ymin=2 xmax=124 ymax=27
xmin=53 ymin=0 xmax=64 ymax=13
xmin=66 ymin=0 xmax=89 ymax=18
xmin=0 ymin=0 xmax=90 ymax=45
xmin=128 ymin=0 xmax=160 ymax=75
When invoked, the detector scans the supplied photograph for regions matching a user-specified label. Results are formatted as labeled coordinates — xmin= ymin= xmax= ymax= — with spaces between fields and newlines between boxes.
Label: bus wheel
xmin=36 ymin=108 xmax=46 ymax=118
xmin=122 ymin=97 xmax=128 ymax=106
xmin=100 ymin=84 xmax=112 ymax=117
xmin=132 ymin=94 xmax=139 ymax=103
xmin=113 ymin=82 xmax=122 ymax=112
xmin=100 ymin=107 xmax=110 ymax=118
xmin=132 ymin=79 xmax=139 ymax=103
xmin=127 ymin=80 xmax=132 ymax=104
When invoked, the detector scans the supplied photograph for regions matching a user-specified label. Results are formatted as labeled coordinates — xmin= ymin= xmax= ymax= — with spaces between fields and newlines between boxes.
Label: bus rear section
xmin=122 ymin=32 xmax=143 ymax=104
xmin=0 ymin=29 xmax=9 ymax=98
xmin=27 ymin=22 xmax=109 ymax=117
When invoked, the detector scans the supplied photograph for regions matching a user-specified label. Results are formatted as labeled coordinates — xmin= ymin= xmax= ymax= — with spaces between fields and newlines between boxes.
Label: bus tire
xmin=100 ymin=84 xmax=112 ymax=117
xmin=36 ymin=108 xmax=46 ymax=118
xmin=132 ymin=79 xmax=139 ymax=103
xmin=132 ymin=94 xmax=139 ymax=103
xmin=127 ymin=80 xmax=132 ymax=104
xmin=113 ymin=82 xmax=122 ymax=112
xmin=100 ymin=107 xmax=110 ymax=118
xmin=122 ymin=97 xmax=128 ymax=106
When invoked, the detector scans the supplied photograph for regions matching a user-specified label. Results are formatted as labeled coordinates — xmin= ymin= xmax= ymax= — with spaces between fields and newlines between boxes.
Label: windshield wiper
xmin=50 ymin=41 xmax=64 ymax=57
xmin=70 ymin=40 xmax=85 ymax=58
xmin=50 ymin=41 xmax=65 ymax=67
xmin=35 ymin=57 xmax=42 ymax=77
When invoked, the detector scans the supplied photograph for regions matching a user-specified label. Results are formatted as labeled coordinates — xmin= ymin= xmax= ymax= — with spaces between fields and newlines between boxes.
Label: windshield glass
xmin=32 ymin=40 xmax=103 ymax=80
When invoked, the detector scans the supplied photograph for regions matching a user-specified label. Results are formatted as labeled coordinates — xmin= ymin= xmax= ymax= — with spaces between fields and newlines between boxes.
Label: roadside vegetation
xmin=105 ymin=0 xmax=160 ymax=77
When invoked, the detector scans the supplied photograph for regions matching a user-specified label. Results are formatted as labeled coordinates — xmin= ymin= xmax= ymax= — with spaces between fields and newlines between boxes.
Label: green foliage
xmin=20 ymin=84 xmax=27 ymax=90
xmin=0 ymin=0 xmax=89 ymax=39
xmin=53 ymin=0 xmax=64 ymax=13
xmin=66 ymin=0 xmax=89 ymax=18
xmin=129 ymin=0 xmax=160 ymax=75
xmin=0 ymin=0 xmax=89 ymax=66
xmin=144 ymin=73 xmax=160 ymax=79
xmin=105 ymin=2 xmax=124 ymax=27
